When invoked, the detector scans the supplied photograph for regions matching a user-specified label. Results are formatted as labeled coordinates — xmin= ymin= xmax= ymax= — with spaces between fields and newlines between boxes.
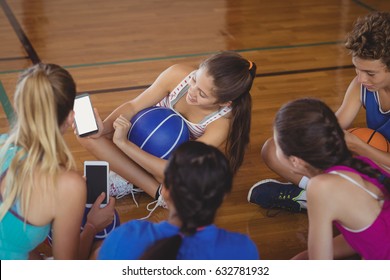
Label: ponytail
xmin=0 ymin=63 xmax=76 ymax=221
xmin=275 ymin=98 xmax=390 ymax=195
xmin=201 ymin=51 xmax=257 ymax=173
xmin=226 ymin=90 xmax=252 ymax=173
xmin=140 ymin=235 xmax=182 ymax=260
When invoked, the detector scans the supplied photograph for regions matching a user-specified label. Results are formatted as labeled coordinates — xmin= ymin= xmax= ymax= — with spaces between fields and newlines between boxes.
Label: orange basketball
xmin=347 ymin=127 xmax=389 ymax=152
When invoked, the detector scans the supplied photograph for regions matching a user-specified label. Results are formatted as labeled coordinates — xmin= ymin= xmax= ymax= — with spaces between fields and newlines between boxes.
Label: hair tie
xmin=248 ymin=60 xmax=253 ymax=70
xmin=196 ymin=226 xmax=205 ymax=232
xmin=178 ymin=227 xmax=205 ymax=239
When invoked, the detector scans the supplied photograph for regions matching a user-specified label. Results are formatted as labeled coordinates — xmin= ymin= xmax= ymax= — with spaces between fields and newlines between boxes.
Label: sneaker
xmin=247 ymin=179 xmax=306 ymax=213
xmin=139 ymin=184 xmax=168 ymax=220
xmin=109 ymin=171 xmax=144 ymax=206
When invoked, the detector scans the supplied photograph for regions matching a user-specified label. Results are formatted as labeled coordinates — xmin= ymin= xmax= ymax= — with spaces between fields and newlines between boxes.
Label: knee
xmin=261 ymin=137 xmax=276 ymax=166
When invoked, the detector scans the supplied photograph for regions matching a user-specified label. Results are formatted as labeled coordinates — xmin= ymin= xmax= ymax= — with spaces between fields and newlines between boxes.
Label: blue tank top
xmin=0 ymin=198 xmax=51 ymax=259
xmin=0 ymin=136 xmax=51 ymax=260
xmin=361 ymin=85 xmax=390 ymax=140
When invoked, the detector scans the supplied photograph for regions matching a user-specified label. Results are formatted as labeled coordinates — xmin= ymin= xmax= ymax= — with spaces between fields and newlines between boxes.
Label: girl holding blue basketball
xmin=0 ymin=64 xmax=116 ymax=260
xmin=79 ymin=51 xmax=256 ymax=206
xmin=249 ymin=12 xmax=390 ymax=213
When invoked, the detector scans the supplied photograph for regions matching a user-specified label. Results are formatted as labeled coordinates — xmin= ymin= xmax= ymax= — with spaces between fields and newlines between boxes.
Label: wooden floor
xmin=1 ymin=0 xmax=389 ymax=260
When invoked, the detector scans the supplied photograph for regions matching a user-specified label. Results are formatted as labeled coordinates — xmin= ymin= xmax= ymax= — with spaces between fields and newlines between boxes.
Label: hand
xmin=344 ymin=129 xmax=364 ymax=154
xmin=88 ymin=108 xmax=105 ymax=139
xmin=112 ymin=115 xmax=131 ymax=147
xmin=73 ymin=108 xmax=104 ymax=139
xmin=86 ymin=193 xmax=116 ymax=233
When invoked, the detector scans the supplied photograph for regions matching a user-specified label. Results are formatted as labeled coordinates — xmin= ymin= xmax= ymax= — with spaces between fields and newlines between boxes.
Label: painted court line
xmin=0 ymin=41 xmax=346 ymax=75
xmin=0 ymin=0 xmax=40 ymax=64
xmin=0 ymin=80 xmax=14 ymax=123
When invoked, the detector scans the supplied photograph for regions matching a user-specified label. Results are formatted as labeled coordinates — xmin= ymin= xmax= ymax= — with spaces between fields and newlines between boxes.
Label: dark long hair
xmin=274 ymin=98 xmax=390 ymax=192
xmin=200 ymin=51 xmax=256 ymax=174
xmin=140 ymin=141 xmax=233 ymax=259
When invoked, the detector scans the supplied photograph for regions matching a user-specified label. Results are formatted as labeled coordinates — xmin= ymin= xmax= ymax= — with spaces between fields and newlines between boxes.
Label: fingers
xmin=91 ymin=192 xmax=115 ymax=210
xmin=106 ymin=196 xmax=116 ymax=210
xmin=93 ymin=108 xmax=103 ymax=126
xmin=91 ymin=192 xmax=106 ymax=210
xmin=113 ymin=115 xmax=129 ymax=127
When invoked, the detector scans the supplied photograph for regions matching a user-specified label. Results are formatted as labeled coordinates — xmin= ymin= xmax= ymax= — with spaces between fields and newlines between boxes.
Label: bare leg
xmin=261 ymin=137 xmax=303 ymax=185
xmin=78 ymin=136 xmax=160 ymax=198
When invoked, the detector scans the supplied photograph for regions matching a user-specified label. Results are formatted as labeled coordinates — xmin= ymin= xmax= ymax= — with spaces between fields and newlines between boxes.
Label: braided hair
xmin=140 ymin=141 xmax=233 ymax=259
xmin=274 ymin=98 xmax=390 ymax=192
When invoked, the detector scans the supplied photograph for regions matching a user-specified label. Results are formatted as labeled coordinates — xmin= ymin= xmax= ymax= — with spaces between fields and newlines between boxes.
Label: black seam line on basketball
xmin=367 ymin=131 xmax=376 ymax=144
xmin=86 ymin=64 xmax=355 ymax=95
xmin=0 ymin=0 xmax=41 ymax=64
xmin=0 ymin=56 xmax=29 ymax=61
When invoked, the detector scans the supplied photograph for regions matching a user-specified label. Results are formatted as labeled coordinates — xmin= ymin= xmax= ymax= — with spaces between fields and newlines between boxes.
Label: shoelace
xmin=115 ymin=186 xmax=144 ymax=207
xmin=138 ymin=184 xmax=167 ymax=220
xmin=266 ymin=193 xmax=307 ymax=217
xmin=138 ymin=196 xmax=167 ymax=220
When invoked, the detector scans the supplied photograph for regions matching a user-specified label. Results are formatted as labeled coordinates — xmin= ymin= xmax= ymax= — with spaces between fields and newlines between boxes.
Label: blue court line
xmin=0 ymin=40 xmax=345 ymax=75
xmin=0 ymin=80 xmax=15 ymax=123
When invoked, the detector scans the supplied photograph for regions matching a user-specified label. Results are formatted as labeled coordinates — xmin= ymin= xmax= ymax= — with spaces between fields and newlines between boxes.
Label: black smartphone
xmin=74 ymin=93 xmax=99 ymax=137
xmin=84 ymin=161 xmax=109 ymax=207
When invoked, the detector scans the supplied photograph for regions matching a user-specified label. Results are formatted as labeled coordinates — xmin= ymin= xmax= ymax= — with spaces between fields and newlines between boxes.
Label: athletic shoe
xmin=139 ymin=184 xmax=168 ymax=220
xmin=109 ymin=171 xmax=144 ymax=206
xmin=247 ymin=179 xmax=306 ymax=213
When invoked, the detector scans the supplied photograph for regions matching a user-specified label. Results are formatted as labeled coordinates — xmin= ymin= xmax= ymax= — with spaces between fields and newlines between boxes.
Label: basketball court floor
xmin=1 ymin=0 xmax=389 ymax=259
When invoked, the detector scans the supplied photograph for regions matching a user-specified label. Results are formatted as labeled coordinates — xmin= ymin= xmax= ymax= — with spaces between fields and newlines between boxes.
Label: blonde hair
xmin=0 ymin=64 xmax=76 ymax=221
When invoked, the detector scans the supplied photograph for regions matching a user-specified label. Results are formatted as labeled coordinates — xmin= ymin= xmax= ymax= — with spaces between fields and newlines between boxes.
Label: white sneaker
xmin=139 ymin=185 xmax=167 ymax=220
xmin=109 ymin=171 xmax=144 ymax=206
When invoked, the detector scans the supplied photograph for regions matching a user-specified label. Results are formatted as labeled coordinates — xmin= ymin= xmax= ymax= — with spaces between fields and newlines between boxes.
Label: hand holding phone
xmin=84 ymin=161 xmax=109 ymax=207
xmin=74 ymin=93 xmax=99 ymax=137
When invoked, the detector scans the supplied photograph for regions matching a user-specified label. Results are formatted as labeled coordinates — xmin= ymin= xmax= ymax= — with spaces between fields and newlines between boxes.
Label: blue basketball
xmin=128 ymin=106 xmax=190 ymax=159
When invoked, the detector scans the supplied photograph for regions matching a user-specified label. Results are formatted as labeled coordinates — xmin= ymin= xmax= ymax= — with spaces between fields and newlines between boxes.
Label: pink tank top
xmin=325 ymin=156 xmax=390 ymax=259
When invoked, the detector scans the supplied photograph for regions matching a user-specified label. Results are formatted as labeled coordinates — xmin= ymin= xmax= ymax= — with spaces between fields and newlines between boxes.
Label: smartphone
xmin=74 ymin=93 xmax=99 ymax=137
xmin=84 ymin=161 xmax=109 ymax=208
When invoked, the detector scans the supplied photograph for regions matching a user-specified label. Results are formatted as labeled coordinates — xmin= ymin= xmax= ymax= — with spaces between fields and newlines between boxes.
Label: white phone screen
xmin=74 ymin=94 xmax=98 ymax=137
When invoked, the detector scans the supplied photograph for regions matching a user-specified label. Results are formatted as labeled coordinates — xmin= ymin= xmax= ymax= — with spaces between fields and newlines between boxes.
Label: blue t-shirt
xmin=98 ymin=220 xmax=259 ymax=260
